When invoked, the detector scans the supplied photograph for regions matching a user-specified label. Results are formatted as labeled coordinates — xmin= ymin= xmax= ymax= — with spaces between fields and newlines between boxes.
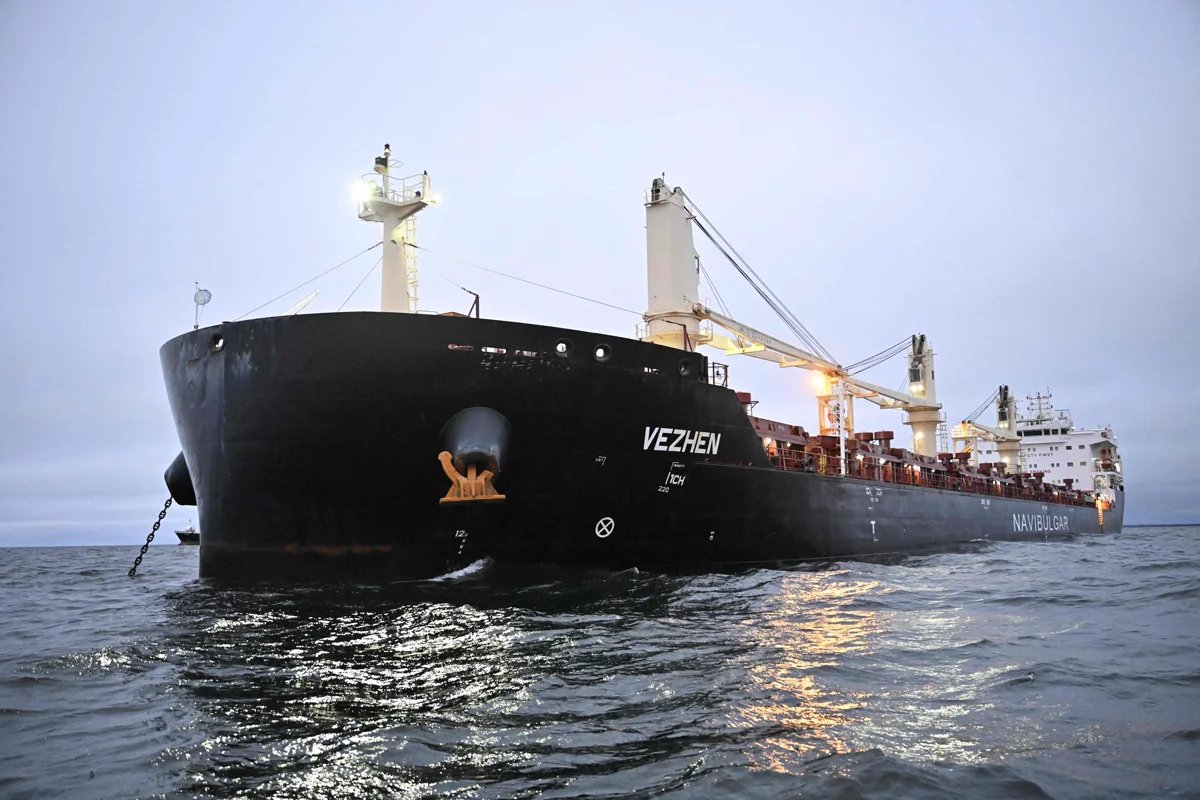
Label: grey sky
xmin=1 ymin=1 xmax=1196 ymax=546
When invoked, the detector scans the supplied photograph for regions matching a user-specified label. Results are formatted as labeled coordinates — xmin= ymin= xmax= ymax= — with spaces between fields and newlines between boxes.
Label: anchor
xmin=438 ymin=451 xmax=506 ymax=504
xmin=437 ymin=406 xmax=510 ymax=505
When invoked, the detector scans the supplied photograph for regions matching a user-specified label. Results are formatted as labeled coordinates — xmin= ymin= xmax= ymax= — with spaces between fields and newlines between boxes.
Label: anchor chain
xmin=128 ymin=497 xmax=173 ymax=577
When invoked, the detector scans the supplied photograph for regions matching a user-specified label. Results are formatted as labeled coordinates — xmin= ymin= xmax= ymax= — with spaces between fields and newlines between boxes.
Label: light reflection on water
xmin=732 ymin=570 xmax=885 ymax=771
xmin=731 ymin=563 xmax=1078 ymax=770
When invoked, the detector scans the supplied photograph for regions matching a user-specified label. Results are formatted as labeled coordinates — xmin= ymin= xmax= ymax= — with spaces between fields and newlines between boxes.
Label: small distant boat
xmin=175 ymin=525 xmax=200 ymax=545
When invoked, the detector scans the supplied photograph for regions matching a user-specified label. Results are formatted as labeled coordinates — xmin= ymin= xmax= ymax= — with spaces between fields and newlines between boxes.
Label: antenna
xmin=193 ymin=282 xmax=212 ymax=330
xmin=461 ymin=287 xmax=480 ymax=319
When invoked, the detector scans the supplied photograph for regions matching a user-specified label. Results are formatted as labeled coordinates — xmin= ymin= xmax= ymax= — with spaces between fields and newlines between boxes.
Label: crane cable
xmin=845 ymin=338 xmax=909 ymax=375
xmin=690 ymin=216 xmax=836 ymax=364
xmin=337 ymin=256 xmax=383 ymax=311
xmin=966 ymin=387 xmax=1001 ymax=422
xmin=682 ymin=190 xmax=839 ymax=366
xmin=698 ymin=259 xmax=733 ymax=318
xmin=410 ymin=243 xmax=642 ymax=316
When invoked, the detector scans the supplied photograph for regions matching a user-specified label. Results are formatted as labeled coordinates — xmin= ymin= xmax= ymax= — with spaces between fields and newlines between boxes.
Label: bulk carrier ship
xmin=159 ymin=147 xmax=1125 ymax=581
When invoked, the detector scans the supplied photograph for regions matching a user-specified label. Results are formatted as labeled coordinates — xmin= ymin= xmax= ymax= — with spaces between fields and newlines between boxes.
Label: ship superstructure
xmin=157 ymin=147 xmax=1125 ymax=582
xmin=973 ymin=391 xmax=1123 ymax=509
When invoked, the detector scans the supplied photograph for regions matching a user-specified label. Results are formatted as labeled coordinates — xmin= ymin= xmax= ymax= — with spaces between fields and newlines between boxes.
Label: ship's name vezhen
xmin=1012 ymin=514 xmax=1070 ymax=533
xmin=643 ymin=427 xmax=722 ymax=455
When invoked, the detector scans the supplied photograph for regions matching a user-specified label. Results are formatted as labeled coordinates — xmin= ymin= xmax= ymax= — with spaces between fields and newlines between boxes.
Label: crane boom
xmin=951 ymin=386 xmax=1021 ymax=471
xmin=697 ymin=305 xmax=839 ymax=372
xmin=954 ymin=419 xmax=1018 ymax=442
xmin=695 ymin=304 xmax=939 ymax=410
xmin=842 ymin=374 xmax=937 ymax=411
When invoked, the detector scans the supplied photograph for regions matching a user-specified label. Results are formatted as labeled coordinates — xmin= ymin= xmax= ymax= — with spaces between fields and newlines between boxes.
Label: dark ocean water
xmin=1 ymin=528 xmax=1197 ymax=800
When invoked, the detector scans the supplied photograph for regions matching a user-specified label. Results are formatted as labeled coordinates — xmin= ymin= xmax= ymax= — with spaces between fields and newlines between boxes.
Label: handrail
xmin=359 ymin=171 xmax=430 ymax=205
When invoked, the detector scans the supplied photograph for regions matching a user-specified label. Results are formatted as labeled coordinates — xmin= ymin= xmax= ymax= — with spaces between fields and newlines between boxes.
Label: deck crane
xmin=640 ymin=177 xmax=943 ymax=473
xmin=951 ymin=385 xmax=1021 ymax=473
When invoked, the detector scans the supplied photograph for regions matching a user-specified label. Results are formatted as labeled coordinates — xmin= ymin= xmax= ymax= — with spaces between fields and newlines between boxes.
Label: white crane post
xmin=904 ymin=334 xmax=940 ymax=457
xmin=995 ymin=385 xmax=1021 ymax=471
xmin=643 ymin=178 xmax=700 ymax=351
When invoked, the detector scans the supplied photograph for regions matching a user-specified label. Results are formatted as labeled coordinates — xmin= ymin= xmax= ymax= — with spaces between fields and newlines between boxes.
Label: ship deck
xmin=748 ymin=416 xmax=1097 ymax=509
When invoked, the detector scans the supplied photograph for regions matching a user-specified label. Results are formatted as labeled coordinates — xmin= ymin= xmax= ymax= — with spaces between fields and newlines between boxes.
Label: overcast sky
xmin=1 ymin=1 xmax=1196 ymax=546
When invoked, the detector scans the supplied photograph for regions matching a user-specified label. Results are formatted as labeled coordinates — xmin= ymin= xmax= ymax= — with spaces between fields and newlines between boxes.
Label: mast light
xmin=352 ymin=181 xmax=373 ymax=203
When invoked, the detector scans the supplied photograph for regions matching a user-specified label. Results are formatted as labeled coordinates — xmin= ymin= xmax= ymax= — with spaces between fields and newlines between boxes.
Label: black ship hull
xmin=161 ymin=313 xmax=1124 ymax=582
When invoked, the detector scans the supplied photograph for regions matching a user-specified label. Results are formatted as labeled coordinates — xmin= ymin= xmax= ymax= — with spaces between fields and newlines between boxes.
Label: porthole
xmin=210 ymin=334 xmax=225 ymax=353
xmin=678 ymin=359 xmax=693 ymax=377
xmin=554 ymin=338 xmax=573 ymax=357
xmin=593 ymin=343 xmax=612 ymax=362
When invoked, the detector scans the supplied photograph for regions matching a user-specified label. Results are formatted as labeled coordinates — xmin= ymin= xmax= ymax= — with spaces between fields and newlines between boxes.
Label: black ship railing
xmin=708 ymin=362 xmax=729 ymax=387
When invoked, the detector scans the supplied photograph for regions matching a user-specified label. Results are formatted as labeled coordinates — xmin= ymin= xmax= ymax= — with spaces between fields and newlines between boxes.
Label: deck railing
xmin=765 ymin=445 xmax=1092 ymax=507
xmin=359 ymin=171 xmax=430 ymax=205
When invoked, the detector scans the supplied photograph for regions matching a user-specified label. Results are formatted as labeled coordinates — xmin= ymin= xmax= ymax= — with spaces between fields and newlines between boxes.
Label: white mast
xmin=355 ymin=144 xmax=436 ymax=313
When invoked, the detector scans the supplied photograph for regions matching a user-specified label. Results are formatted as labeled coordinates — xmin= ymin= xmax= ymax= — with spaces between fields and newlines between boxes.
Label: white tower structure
xmin=950 ymin=385 xmax=1022 ymax=472
xmin=356 ymin=144 xmax=435 ymax=313
xmin=995 ymin=385 xmax=1021 ymax=469
xmin=904 ymin=334 xmax=940 ymax=457
xmin=642 ymin=178 xmax=701 ymax=351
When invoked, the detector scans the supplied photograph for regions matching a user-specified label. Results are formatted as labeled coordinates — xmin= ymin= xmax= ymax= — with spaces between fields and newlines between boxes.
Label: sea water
xmin=1 ymin=527 xmax=1197 ymax=799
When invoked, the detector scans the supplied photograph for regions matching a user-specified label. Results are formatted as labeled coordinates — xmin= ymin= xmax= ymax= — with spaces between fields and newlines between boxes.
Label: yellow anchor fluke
xmin=438 ymin=451 xmax=506 ymax=504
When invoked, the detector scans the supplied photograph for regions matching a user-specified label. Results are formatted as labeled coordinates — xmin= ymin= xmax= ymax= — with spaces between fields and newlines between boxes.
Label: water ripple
xmin=0 ymin=527 xmax=1197 ymax=798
